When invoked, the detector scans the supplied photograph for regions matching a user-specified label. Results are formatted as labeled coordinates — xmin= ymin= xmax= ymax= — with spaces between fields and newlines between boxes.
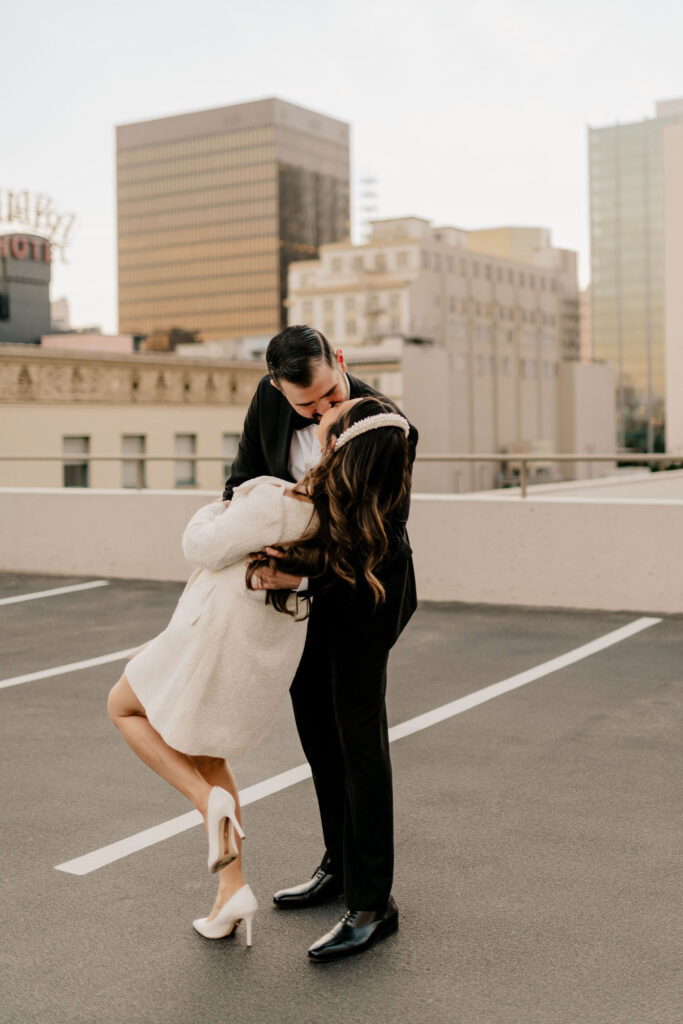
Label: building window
xmin=389 ymin=293 xmax=400 ymax=309
xmin=457 ymin=354 xmax=469 ymax=373
xmin=472 ymin=262 xmax=479 ymax=278
xmin=475 ymin=355 xmax=484 ymax=374
xmin=345 ymin=319 xmax=357 ymax=337
xmin=397 ymin=251 xmax=408 ymax=268
xmin=324 ymin=320 xmax=334 ymax=338
xmin=352 ymin=256 xmax=363 ymax=271
xmin=302 ymin=300 xmax=313 ymax=318
xmin=460 ymin=260 xmax=467 ymax=276
xmin=540 ymin=278 xmax=546 ymax=291
xmin=496 ymin=267 xmax=503 ymax=283
xmin=502 ymin=357 xmax=511 ymax=375
xmin=484 ymin=264 xmax=491 ymax=280
xmin=122 ymin=435 xmax=146 ymax=489
xmin=446 ymin=256 xmax=453 ymax=273
xmin=508 ymin=269 xmax=514 ymax=284
xmin=519 ymin=359 xmax=526 ymax=378
xmin=390 ymin=316 xmax=400 ymax=332
xmin=344 ymin=296 xmax=356 ymax=311
xmin=434 ymin=254 xmax=441 ymax=271
xmin=323 ymin=298 xmax=333 ymax=313
xmin=375 ymin=253 xmax=386 ymax=271
xmin=63 ymin=436 xmax=89 ymax=488
xmin=520 ymin=272 xmax=526 ymax=287
xmin=529 ymin=274 xmax=535 ymax=289
xmin=331 ymin=258 xmax=342 ymax=273
xmin=174 ymin=434 xmax=196 ymax=487
xmin=0 ymin=294 xmax=9 ymax=320
xmin=222 ymin=433 xmax=240 ymax=481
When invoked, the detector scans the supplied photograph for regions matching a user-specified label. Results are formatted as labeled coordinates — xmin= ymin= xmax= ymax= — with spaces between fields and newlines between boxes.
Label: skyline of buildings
xmin=3 ymin=91 xmax=683 ymax=471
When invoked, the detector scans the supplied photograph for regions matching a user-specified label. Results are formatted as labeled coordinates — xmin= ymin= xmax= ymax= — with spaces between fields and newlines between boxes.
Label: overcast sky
xmin=4 ymin=0 xmax=682 ymax=333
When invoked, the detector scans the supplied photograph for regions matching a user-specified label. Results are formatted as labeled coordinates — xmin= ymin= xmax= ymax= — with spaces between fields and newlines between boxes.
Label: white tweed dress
xmin=126 ymin=476 xmax=315 ymax=758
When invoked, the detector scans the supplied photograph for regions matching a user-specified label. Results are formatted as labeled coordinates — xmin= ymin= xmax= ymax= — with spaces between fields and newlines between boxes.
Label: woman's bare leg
xmin=190 ymin=755 xmax=246 ymax=921
xmin=108 ymin=673 xmax=211 ymax=819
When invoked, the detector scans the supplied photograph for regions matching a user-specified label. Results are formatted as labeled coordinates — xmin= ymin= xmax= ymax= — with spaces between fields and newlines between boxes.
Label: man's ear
xmin=269 ymin=377 xmax=281 ymax=391
xmin=335 ymin=348 xmax=347 ymax=375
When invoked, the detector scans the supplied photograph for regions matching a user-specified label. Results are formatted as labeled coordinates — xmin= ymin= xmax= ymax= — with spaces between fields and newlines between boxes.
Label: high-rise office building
xmin=116 ymin=98 xmax=349 ymax=343
xmin=588 ymin=98 xmax=683 ymax=450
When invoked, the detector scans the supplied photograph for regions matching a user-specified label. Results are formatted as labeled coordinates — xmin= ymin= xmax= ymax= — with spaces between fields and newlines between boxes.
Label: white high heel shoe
xmin=206 ymin=787 xmax=245 ymax=874
xmin=192 ymin=884 xmax=258 ymax=944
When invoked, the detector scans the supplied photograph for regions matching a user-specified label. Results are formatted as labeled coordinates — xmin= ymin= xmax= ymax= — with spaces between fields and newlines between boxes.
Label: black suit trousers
xmin=289 ymin=596 xmax=394 ymax=911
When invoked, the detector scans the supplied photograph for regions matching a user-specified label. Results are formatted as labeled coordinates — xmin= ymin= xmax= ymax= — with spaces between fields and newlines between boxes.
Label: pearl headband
xmin=334 ymin=412 xmax=410 ymax=450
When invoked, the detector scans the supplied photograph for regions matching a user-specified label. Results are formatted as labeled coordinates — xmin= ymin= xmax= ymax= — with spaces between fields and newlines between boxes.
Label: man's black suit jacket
xmin=222 ymin=372 xmax=418 ymax=647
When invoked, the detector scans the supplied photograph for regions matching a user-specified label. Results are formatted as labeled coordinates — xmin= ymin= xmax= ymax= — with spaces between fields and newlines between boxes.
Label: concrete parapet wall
xmin=410 ymin=493 xmax=682 ymax=614
xmin=0 ymin=488 xmax=681 ymax=614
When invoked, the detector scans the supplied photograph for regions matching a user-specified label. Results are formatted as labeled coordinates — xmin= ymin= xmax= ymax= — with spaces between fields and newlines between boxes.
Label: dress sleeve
xmin=181 ymin=483 xmax=286 ymax=570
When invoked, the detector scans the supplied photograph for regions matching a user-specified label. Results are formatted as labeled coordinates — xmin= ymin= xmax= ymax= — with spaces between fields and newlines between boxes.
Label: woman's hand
xmin=248 ymin=547 xmax=303 ymax=591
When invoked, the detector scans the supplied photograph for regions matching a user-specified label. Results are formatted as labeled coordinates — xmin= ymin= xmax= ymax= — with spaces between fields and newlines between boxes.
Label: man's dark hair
xmin=266 ymin=325 xmax=336 ymax=387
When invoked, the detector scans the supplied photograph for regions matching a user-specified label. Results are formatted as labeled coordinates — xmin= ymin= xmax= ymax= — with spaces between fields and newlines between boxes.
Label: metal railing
xmin=0 ymin=452 xmax=681 ymax=497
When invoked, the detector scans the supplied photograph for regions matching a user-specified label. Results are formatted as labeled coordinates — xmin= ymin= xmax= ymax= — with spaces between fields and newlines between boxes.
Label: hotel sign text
xmin=0 ymin=189 xmax=76 ymax=261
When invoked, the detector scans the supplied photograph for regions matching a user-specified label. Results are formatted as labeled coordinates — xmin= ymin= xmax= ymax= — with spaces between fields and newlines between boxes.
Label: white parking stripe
xmin=0 ymin=580 xmax=109 ymax=606
xmin=54 ymin=616 xmax=661 ymax=876
xmin=0 ymin=649 xmax=136 ymax=691
xmin=55 ymin=765 xmax=313 ymax=875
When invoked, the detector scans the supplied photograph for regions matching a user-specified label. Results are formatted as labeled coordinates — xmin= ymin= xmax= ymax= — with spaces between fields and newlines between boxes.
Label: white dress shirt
xmin=287 ymin=423 xmax=321 ymax=593
xmin=288 ymin=422 xmax=322 ymax=481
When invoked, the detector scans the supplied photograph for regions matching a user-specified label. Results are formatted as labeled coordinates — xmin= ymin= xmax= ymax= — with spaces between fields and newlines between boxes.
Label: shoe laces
xmin=342 ymin=909 xmax=360 ymax=926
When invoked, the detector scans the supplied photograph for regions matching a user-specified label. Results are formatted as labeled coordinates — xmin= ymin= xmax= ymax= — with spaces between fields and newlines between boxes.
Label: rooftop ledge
xmin=0 ymin=486 xmax=680 ymax=615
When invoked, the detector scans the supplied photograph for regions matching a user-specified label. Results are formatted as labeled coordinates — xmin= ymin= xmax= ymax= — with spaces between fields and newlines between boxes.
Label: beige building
xmin=579 ymin=286 xmax=592 ymax=363
xmin=0 ymin=345 xmax=264 ymax=491
xmin=116 ymin=97 xmax=349 ymax=344
xmin=0 ymin=343 xmax=404 ymax=491
xmin=287 ymin=218 xmax=612 ymax=490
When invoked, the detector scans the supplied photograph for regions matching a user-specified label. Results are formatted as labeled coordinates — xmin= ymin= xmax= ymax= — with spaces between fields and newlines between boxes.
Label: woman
xmin=107 ymin=396 xmax=411 ymax=946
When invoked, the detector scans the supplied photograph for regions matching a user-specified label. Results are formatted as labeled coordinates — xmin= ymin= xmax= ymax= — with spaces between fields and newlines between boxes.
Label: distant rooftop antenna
xmin=359 ymin=176 xmax=378 ymax=242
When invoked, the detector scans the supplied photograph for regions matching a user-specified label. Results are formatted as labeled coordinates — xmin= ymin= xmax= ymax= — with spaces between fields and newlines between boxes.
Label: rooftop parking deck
xmin=1 ymin=572 xmax=681 ymax=1024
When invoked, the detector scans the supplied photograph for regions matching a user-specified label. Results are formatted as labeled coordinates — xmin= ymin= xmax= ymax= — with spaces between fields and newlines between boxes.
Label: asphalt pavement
xmin=0 ymin=573 xmax=681 ymax=1024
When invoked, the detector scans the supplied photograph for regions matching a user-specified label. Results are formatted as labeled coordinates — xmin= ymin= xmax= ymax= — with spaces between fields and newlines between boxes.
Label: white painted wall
xmin=1 ymin=488 xmax=680 ymax=614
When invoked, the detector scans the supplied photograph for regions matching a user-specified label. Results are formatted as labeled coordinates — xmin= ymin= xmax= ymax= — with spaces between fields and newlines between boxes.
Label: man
xmin=223 ymin=325 xmax=418 ymax=961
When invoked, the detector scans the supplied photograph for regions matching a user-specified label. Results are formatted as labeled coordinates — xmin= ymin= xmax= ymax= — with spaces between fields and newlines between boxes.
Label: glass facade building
xmin=117 ymin=98 xmax=349 ymax=342
xmin=589 ymin=100 xmax=683 ymax=450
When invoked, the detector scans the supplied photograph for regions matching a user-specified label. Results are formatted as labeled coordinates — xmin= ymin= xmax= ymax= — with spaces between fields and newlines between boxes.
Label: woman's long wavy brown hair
xmin=246 ymin=397 xmax=411 ymax=617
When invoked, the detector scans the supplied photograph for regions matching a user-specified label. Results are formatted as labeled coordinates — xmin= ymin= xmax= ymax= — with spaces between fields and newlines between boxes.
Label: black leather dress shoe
xmin=273 ymin=868 xmax=344 ymax=908
xmin=307 ymin=896 xmax=398 ymax=961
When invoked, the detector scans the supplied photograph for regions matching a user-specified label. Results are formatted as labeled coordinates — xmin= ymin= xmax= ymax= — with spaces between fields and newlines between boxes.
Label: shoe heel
xmin=232 ymin=818 xmax=245 ymax=841
xmin=245 ymin=913 xmax=254 ymax=947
